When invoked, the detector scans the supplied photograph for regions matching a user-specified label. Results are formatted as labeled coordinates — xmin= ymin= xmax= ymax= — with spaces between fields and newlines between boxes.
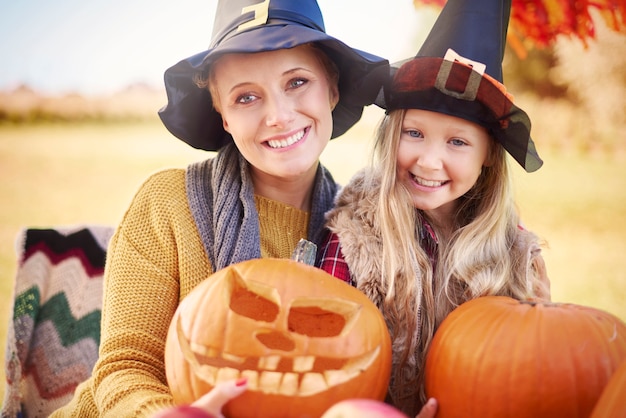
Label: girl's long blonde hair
xmin=370 ymin=109 xmax=535 ymax=408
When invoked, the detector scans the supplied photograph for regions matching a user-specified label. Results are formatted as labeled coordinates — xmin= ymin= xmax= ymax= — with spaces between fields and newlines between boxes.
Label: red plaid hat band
xmin=388 ymin=49 xmax=515 ymax=126
xmin=385 ymin=49 xmax=543 ymax=173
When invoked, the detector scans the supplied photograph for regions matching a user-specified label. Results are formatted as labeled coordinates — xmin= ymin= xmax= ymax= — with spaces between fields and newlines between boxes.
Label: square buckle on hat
xmin=435 ymin=48 xmax=486 ymax=101
xmin=238 ymin=0 xmax=270 ymax=31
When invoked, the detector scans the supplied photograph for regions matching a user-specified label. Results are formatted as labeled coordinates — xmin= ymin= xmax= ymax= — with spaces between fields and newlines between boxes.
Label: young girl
xmin=318 ymin=0 xmax=550 ymax=416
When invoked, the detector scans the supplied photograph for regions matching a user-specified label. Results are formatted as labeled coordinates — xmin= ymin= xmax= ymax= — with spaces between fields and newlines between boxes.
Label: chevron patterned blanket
xmin=1 ymin=226 xmax=114 ymax=418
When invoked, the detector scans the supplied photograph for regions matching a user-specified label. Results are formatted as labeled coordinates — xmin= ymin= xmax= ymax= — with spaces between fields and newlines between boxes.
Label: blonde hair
xmin=195 ymin=43 xmax=339 ymax=114
xmin=371 ymin=109 xmax=535 ymax=406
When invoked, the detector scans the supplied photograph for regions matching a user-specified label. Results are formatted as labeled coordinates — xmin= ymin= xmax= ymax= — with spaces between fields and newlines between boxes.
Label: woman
xmin=51 ymin=1 xmax=388 ymax=416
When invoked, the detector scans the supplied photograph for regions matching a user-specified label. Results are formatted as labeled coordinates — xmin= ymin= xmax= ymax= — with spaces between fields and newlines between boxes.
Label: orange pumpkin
xmin=590 ymin=359 xmax=626 ymax=418
xmin=165 ymin=258 xmax=392 ymax=418
xmin=425 ymin=296 xmax=626 ymax=418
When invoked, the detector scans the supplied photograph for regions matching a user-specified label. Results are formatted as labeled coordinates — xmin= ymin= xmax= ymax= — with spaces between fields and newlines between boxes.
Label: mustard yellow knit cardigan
xmin=51 ymin=168 xmax=310 ymax=417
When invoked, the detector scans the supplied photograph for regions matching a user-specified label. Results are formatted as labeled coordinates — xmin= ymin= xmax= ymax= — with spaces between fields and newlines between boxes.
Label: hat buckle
xmin=239 ymin=0 xmax=270 ymax=32
xmin=434 ymin=48 xmax=486 ymax=101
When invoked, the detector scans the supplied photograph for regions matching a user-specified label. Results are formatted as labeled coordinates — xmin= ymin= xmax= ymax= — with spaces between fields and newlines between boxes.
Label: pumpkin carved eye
xmin=229 ymin=272 xmax=280 ymax=322
xmin=288 ymin=305 xmax=346 ymax=337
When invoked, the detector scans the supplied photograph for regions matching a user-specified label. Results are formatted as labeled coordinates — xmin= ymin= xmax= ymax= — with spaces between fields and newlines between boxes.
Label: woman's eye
xmin=236 ymin=93 xmax=257 ymax=104
xmin=450 ymin=138 xmax=467 ymax=147
xmin=288 ymin=78 xmax=307 ymax=89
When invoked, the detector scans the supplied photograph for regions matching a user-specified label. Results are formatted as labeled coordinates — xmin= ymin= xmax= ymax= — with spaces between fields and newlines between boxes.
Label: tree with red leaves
xmin=414 ymin=0 xmax=626 ymax=57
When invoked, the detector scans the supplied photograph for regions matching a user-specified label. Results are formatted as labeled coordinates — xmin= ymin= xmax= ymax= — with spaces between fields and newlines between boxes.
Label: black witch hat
xmin=382 ymin=0 xmax=543 ymax=172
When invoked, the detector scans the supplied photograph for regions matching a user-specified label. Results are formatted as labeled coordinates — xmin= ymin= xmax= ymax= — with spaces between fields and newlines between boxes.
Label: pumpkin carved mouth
xmin=177 ymin=317 xmax=382 ymax=396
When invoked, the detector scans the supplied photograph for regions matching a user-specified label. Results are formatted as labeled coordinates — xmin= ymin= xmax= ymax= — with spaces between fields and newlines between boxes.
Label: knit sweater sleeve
xmin=54 ymin=169 xmax=212 ymax=417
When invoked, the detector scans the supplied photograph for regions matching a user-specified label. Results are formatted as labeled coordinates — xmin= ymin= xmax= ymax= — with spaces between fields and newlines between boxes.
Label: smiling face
xmin=210 ymin=45 xmax=339 ymax=183
xmin=396 ymin=109 xmax=492 ymax=224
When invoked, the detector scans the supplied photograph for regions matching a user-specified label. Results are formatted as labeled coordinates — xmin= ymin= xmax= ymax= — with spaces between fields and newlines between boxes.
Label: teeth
xmin=293 ymin=356 xmax=315 ymax=372
xmin=267 ymin=130 xmax=305 ymax=149
xmin=216 ymin=366 xmax=240 ymax=383
xmin=299 ymin=372 xmax=327 ymax=396
xmin=279 ymin=372 xmax=299 ymax=396
xmin=196 ymin=363 xmax=218 ymax=386
xmin=222 ymin=352 xmax=246 ymax=364
xmin=324 ymin=368 xmax=358 ymax=388
xmin=414 ymin=175 xmax=444 ymax=187
xmin=241 ymin=369 xmax=259 ymax=390
xmin=189 ymin=343 xmax=381 ymax=396
xmin=258 ymin=355 xmax=281 ymax=370
xmin=344 ymin=345 xmax=379 ymax=372
xmin=259 ymin=371 xmax=283 ymax=394
xmin=190 ymin=342 xmax=220 ymax=358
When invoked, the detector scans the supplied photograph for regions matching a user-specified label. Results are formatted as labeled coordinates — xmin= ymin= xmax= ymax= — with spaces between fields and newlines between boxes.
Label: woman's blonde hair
xmin=370 ymin=109 xmax=534 ymax=406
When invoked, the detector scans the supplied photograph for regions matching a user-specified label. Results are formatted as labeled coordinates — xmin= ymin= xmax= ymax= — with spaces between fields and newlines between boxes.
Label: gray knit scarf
xmin=186 ymin=142 xmax=338 ymax=272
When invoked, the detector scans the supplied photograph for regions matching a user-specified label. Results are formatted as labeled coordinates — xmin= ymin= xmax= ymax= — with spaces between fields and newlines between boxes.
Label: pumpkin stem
xmin=291 ymin=239 xmax=317 ymax=265
xmin=520 ymin=299 xmax=559 ymax=308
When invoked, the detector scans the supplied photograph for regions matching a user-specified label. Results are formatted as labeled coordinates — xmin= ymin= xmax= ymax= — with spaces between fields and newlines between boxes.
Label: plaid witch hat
xmin=158 ymin=0 xmax=389 ymax=152
xmin=381 ymin=0 xmax=543 ymax=172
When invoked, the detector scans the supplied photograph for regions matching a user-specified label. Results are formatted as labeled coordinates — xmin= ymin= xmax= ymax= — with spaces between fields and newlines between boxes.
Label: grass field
xmin=1 ymin=109 xmax=625 ymax=401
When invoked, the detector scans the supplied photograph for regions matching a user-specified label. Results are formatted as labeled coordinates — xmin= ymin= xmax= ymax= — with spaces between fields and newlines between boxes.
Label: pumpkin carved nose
xmin=255 ymin=330 xmax=296 ymax=351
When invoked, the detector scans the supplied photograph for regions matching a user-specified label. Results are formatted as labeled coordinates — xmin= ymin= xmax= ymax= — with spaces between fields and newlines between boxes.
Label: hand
xmin=415 ymin=398 xmax=437 ymax=418
xmin=152 ymin=378 xmax=247 ymax=418
xmin=191 ymin=378 xmax=248 ymax=418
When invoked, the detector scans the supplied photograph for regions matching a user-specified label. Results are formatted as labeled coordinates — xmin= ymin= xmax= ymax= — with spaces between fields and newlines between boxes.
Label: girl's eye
xmin=236 ymin=93 xmax=257 ymax=104
xmin=404 ymin=129 xmax=423 ymax=138
xmin=288 ymin=78 xmax=307 ymax=89
xmin=450 ymin=138 xmax=467 ymax=147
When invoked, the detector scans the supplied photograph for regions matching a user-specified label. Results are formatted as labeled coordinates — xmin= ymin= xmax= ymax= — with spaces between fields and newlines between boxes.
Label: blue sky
xmin=0 ymin=0 xmax=436 ymax=95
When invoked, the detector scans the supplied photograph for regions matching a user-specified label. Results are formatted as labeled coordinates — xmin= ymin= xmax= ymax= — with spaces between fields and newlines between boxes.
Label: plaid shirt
xmin=318 ymin=219 xmax=439 ymax=285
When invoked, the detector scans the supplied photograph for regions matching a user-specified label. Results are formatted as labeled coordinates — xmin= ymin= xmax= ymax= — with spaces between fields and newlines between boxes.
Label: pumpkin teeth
xmin=216 ymin=366 xmax=240 ymax=382
xmin=197 ymin=346 xmax=381 ymax=395
xmin=278 ymin=372 xmax=299 ymax=396
xmin=222 ymin=352 xmax=246 ymax=364
xmin=323 ymin=369 xmax=353 ymax=387
xmin=343 ymin=345 xmax=380 ymax=372
xmin=189 ymin=341 xmax=220 ymax=358
xmin=293 ymin=355 xmax=315 ymax=372
xmin=195 ymin=363 xmax=218 ymax=386
xmin=259 ymin=371 xmax=283 ymax=393
xmin=299 ymin=372 xmax=327 ymax=396
xmin=258 ymin=354 xmax=281 ymax=370
xmin=241 ymin=369 xmax=259 ymax=390
xmin=321 ymin=346 xmax=381 ymax=388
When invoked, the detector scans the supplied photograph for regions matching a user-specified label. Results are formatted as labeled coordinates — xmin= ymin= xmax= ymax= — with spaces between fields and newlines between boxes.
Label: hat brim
xmin=158 ymin=23 xmax=388 ymax=151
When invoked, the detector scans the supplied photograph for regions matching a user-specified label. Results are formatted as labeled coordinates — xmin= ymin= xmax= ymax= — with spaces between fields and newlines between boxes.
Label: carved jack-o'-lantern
xmin=164 ymin=258 xmax=392 ymax=418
